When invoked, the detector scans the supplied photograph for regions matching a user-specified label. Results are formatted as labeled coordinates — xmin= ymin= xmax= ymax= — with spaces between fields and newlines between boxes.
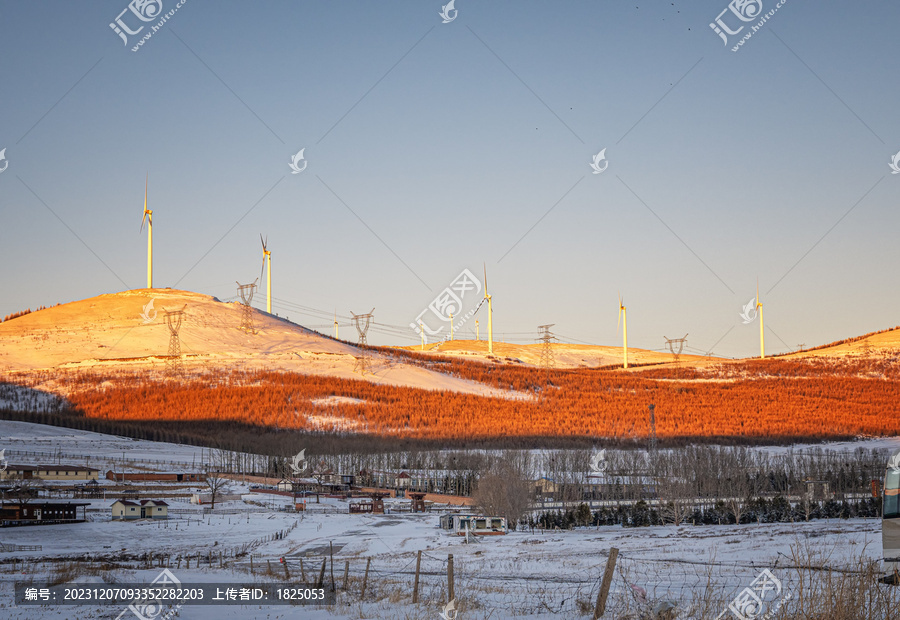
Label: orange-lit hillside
xmin=54 ymin=351 xmax=900 ymax=443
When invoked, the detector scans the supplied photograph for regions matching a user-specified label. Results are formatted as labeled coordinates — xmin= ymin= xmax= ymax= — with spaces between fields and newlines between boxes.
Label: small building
xmin=110 ymin=499 xmax=169 ymax=520
xmin=74 ymin=479 xmax=103 ymax=498
xmin=350 ymin=492 xmax=387 ymax=515
xmin=410 ymin=492 xmax=427 ymax=513
xmin=0 ymin=502 xmax=89 ymax=526
xmin=439 ymin=513 xmax=507 ymax=535
xmin=106 ymin=470 xmax=205 ymax=483
xmin=0 ymin=465 xmax=100 ymax=482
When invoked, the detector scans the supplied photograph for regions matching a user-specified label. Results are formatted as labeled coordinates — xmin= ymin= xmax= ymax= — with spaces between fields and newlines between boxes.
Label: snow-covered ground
xmin=0 ymin=506 xmax=886 ymax=619
xmin=0 ymin=420 xmax=898 ymax=618
xmin=0 ymin=289 xmax=525 ymax=400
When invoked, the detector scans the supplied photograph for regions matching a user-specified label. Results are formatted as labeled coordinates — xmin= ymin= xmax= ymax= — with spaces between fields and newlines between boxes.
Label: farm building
xmin=439 ymin=514 xmax=507 ymax=535
xmin=105 ymin=470 xmax=205 ymax=483
xmin=110 ymin=499 xmax=169 ymax=520
xmin=0 ymin=502 xmax=89 ymax=526
xmin=0 ymin=464 xmax=100 ymax=481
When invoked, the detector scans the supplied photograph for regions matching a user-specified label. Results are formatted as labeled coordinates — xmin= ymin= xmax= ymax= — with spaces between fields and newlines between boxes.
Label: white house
xmin=111 ymin=499 xmax=169 ymax=520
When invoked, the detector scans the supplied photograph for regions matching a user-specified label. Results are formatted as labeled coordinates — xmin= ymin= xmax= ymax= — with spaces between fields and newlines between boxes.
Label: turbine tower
xmin=260 ymin=235 xmax=272 ymax=314
xmin=334 ymin=311 xmax=339 ymax=339
xmin=483 ymin=264 xmax=494 ymax=355
xmin=140 ymin=174 xmax=152 ymax=289
xmin=757 ymin=280 xmax=765 ymax=359
xmin=618 ymin=294 xmax=628 ymax=369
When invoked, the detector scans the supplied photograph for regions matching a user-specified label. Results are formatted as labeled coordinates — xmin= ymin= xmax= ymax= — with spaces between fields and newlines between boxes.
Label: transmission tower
xmin=664 ymin=334 xmax=688 ymax=362
xmin=164 ymin=306 xmax=186 ymax=376
xmin=537 ymin=324 xmax=556 ymax=372
xmin=236 ymin=280 xmax=257 ymax=334
xmin=351 ymin=308 xmax=375 ymax=375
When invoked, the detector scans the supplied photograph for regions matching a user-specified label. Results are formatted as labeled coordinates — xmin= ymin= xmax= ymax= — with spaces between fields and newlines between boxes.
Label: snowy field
xmin=0 ymin=420 xmax=898 ymax=619
xmin=0 ymin=508 xmax=886 ymax=619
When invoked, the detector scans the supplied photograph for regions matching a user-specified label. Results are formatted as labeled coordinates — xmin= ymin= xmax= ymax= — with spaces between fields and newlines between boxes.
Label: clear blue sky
xmin=1 ymin=1 xmax=898 ymax=357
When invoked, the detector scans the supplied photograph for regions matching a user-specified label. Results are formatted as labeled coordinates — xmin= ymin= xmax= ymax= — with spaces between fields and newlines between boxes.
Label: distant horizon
xmin=3 ymin=284 xmax=897 ymax=361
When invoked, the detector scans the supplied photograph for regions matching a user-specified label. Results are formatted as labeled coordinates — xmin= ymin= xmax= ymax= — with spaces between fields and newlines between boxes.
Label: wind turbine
xmin=259 ymin=235 xmax=271 ymax=314
xmin=140 ymin=174 xmax=152 ymax=289
xmin=757 ymin=280 xmax=765 ymax=359
xmin=483 ymin=264 xmax=494 ymax=355
xmin=618 ymin=294 xmax=628 ymax=369
xmin=334 ymin=311 xmax=339 ymax=339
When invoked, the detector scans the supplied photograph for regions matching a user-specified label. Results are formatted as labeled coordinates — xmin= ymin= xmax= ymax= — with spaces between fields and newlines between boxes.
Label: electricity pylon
xmin=352 ymin=308 xmax=375 ymax=375
xmin=664 ymin=334 xmax=688 ymax=363
xmin=237 ymin=281 xmax=257 ymax=334
xmin=164 ymin=306 xmax=185 ymax=376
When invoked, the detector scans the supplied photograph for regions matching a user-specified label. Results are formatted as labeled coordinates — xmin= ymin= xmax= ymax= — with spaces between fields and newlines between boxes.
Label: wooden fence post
xmin=317 ymin=558 xmax=326 ymax=589
xmin=299 ymin=557 xmax=305 ymax=582
xmin=361 ymin=557 xmax=371 ymax=598
xmin=413 ymin=550 xmax=422 ymax=603
xmin=343 ymin=561 xmax=349 ymax=591
xmin=448 ymin=554 xmax=454 ymax=602
xmin=283 ymin=557 xmax=290 ymax=580
xmin=329 ymin=541 xmax=335 ymax=592
xmin=593 ymin=547 xmax=619 ymax=619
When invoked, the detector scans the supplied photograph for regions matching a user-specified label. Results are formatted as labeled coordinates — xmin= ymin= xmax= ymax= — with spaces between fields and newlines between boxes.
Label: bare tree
xmin=472 ymin=453 xmax=533 ymax=526
xmin=2 ymin=471 xmax=38 ymax=506
xmin=204 ymin=471 xmax=231 ymax=509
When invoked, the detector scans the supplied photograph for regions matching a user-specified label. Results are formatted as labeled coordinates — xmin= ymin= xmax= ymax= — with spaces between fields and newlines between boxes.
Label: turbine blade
xmin=141 ymin=173 xmax=148 ymax=232
xmin=483 ymin=263 xmax=488 ymax=296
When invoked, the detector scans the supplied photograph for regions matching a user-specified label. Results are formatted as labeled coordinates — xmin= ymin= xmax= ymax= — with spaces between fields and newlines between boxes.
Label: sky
xmin=1 ymin=1 xmax=898 ymax=357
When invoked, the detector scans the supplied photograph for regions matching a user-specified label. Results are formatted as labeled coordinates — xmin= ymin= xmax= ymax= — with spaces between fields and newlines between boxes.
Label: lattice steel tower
xmin=351 ymin=308 xmax=375 ymax=375
xmin=664 ymin=334 xmax=688 ymax=362
xmin=164 ymin=306 xmax=185 ymax=376
xmin=537 ymin=324 xmax=556 ymax=371
xmin=236 ymin=281 xmax=257 ymax=334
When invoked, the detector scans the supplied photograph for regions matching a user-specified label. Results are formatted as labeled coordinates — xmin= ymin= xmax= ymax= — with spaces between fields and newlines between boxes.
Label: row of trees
xmin=32 ymin=351 xmax=900 ymax=443
xmin=532 ymin=495 xmax=882 ymax=530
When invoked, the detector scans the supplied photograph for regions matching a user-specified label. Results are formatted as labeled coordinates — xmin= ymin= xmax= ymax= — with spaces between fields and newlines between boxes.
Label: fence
xmin=0 ymin=543 xmax=42 ymax=552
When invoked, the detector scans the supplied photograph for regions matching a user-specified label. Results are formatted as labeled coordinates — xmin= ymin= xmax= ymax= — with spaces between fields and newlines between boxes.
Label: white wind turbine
xmin=259 ymin=235 xmax=272 ymax=314
xmin=483 ymin=264 xmax=494 ymax=355
xmin=618 ymin=294 xmax=628 ymax=369
xmin=140 ymin=174 xmax=153 ymax=289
